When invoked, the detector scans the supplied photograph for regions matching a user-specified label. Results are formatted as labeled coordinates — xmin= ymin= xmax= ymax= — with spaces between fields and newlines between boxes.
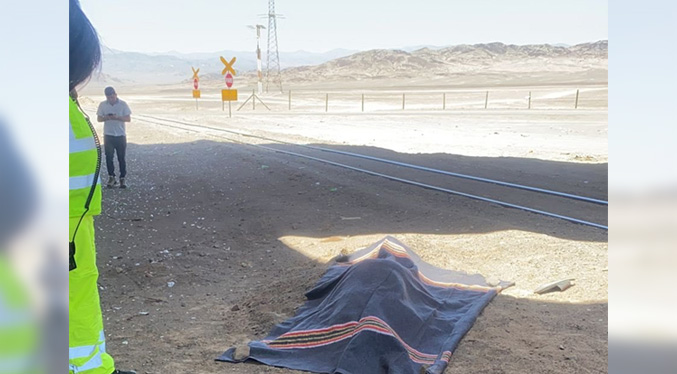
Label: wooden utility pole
xmin=528 ymin=91 xmax=532 ymax=109
xmin=575 ymin=89 xmax=580 ymax=109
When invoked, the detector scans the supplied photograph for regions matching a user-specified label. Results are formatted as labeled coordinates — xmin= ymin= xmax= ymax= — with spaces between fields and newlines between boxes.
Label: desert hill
xmin=89 ymin=41 xmax=607 ymax=89
xmin=282 ymin=41 xmax=607 ymax=84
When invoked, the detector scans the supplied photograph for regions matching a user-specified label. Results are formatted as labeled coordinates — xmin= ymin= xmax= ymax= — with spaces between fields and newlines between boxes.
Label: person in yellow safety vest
xmin=0 ymin=121 xmax=40 ymax=374
xmin=0 ymin=257 xmax=39 ymax=374
xmin=69 ymin=1 xmax=135 ymax=373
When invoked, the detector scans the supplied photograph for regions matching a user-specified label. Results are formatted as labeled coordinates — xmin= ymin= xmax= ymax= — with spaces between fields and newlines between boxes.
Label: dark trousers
xmin=104 ymin=135 xmax=127 ymax=178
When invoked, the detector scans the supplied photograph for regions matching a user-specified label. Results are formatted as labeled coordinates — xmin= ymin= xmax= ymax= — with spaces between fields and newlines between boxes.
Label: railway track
xmin=134 ymin=113 xmax=608 ymax=230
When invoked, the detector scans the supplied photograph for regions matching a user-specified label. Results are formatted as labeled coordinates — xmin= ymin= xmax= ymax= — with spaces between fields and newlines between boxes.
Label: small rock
xmin=167 ymin=281 xmax=175 ymax=288
xmin=559 ymin=345 xmax=565 ymax=350
xmin=232 ymin=344 xmax=250 ymax=361
xmin=231 ymin=304 xmax=240 ymax=311
xmin=486 ymin=277 xmax=500 ymax=287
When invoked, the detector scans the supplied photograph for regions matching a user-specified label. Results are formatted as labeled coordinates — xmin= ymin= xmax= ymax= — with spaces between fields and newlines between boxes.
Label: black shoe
xmin=112 ymin=370 xmax=137 ymax=374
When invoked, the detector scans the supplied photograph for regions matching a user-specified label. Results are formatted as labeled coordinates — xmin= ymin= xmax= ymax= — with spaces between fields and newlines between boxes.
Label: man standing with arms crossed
xmin=97 ymin=86 xmax=132 ymax=188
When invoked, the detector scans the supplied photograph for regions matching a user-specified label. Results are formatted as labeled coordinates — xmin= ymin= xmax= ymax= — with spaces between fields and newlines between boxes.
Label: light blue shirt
xmin=96 ymin=99 xmax=131 ymax=137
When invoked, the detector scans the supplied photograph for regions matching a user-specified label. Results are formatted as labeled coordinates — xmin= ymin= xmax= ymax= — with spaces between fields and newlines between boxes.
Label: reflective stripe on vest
xmin=0 ymin=307 xmax=32 ymax=327
xmin=69 ymin=350 xmax=102 ymax=373
xmin=69 ymin=97 xmax=102 ymax=218
xmin=70 ymin=173 xmax=99 ymax=191
xmin=0 ymin=355 xmax=34 ymax=373
xmin=70 ymin=123 xmax=96 ymax=153
xmin=69 ymin=331 xmax=106 ymax=373
xmin=69 ymin=331 xmax=106 ymax=359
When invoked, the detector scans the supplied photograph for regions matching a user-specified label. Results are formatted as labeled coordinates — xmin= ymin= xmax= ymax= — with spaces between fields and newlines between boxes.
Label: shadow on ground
xmin=95 ymin=139 xmax=607 ymax=373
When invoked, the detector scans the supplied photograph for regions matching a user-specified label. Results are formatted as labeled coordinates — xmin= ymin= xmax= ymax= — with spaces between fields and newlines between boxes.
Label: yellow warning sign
xmin=221 ymin=89 xmax=237 ymax=101
xmin=191 ymin=67 xmax=200 ymax=80
xmin=192 ymin=90 xmax=201 ymax=99
xmin=220 ymin=56 xmax=236 ymax=76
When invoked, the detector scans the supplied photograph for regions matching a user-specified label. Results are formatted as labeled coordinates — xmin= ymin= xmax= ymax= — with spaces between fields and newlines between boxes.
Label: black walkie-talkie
xmin=69 ymin=94 xmax=102 ymax=271
xmin=69 ymin=242 xmax=77 ymax=271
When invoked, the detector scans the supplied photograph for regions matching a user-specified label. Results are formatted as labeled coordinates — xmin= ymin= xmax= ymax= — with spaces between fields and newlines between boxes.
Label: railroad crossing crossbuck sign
xmin=220 ymin=56 xmax=236 ymax=76
xmin=220 ymin=56 xmax=237 ymax=102
xmin=219 ymin=56 xmax=238 ymax=117
xmin=191 ymin=67 xmax=200 ymax=99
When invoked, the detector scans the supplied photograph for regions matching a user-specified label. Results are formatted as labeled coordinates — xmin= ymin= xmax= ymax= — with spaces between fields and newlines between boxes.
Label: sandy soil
xmin=81 ymin=83 xmax=607 ymax=374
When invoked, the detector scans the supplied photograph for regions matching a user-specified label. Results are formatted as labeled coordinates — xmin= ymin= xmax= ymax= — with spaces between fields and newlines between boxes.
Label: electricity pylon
xmin=262 ymin=0 xmax=283 ymax=93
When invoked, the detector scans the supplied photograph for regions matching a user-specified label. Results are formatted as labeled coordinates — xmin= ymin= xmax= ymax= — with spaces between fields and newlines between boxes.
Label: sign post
xmin=191 ymin=67 xmax=201 ymax=110
xmin=220 ymin=56 xmax=238 ymax=118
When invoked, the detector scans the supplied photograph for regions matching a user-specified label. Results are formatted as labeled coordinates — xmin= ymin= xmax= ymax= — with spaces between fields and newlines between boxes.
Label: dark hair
xmin=69 ymin=0 xmax=101 ymax=92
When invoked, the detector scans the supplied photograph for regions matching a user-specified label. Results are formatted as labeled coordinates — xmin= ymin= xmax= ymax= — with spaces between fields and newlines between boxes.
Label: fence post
xmin=289 ymin=90 xmax=292 ymax=110
xmin=361 ymin=94 xmax=364 ymax=112
xmin=325 ymin=93 xmax=329 ymax=112
xmin=484 ymin=91 xmax=489 ymax=109
xmin=528 ymin=91 xmax=531 ymax=109
xmin=402 ymin=93 xmax=405 ymax=110
xmin=575 ymin=89 xmax=579 ymax=109
xmin=443 ymin=93 xmax=446 ymax=110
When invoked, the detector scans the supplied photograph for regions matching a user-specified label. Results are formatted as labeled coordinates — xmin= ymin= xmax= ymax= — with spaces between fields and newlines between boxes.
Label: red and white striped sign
xmin=193 ymin=78 xmax=199 ymax=90
xmin=225 ymin=73 xmax=233 ymax=88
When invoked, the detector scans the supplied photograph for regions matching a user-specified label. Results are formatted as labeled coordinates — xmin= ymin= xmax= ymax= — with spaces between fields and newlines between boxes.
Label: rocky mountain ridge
xmin=284 ymin=41 xmax=607 ymax=82
xmin=92 ymin=41 xmax=607 ymax=86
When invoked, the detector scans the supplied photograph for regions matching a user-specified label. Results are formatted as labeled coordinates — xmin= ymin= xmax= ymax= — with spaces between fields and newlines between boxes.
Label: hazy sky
xmin=80 ymin=0 xmax=607 ymax=53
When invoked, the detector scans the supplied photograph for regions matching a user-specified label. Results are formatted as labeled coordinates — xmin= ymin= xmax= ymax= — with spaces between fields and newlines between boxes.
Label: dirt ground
xmin=83 ymin=85 xmax=607 ymax=374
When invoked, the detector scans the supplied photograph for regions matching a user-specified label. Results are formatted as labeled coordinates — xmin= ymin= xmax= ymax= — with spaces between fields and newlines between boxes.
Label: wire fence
xmin=125 ymin=86 xmax=608 ymax=113
xmin=230 ymin=87 xmax=608 ymax=113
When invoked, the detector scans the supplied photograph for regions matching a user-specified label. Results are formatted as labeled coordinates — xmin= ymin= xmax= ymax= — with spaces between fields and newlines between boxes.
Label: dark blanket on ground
xmin=217 ymin=236 xmax=513 ymax=374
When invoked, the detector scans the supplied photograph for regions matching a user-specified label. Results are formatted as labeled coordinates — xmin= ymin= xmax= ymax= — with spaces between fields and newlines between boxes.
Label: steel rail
xmin=136 ymin=114 xmax=606 ymax=205
xmin=135 ymin=115 xmax=608 ymax=230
